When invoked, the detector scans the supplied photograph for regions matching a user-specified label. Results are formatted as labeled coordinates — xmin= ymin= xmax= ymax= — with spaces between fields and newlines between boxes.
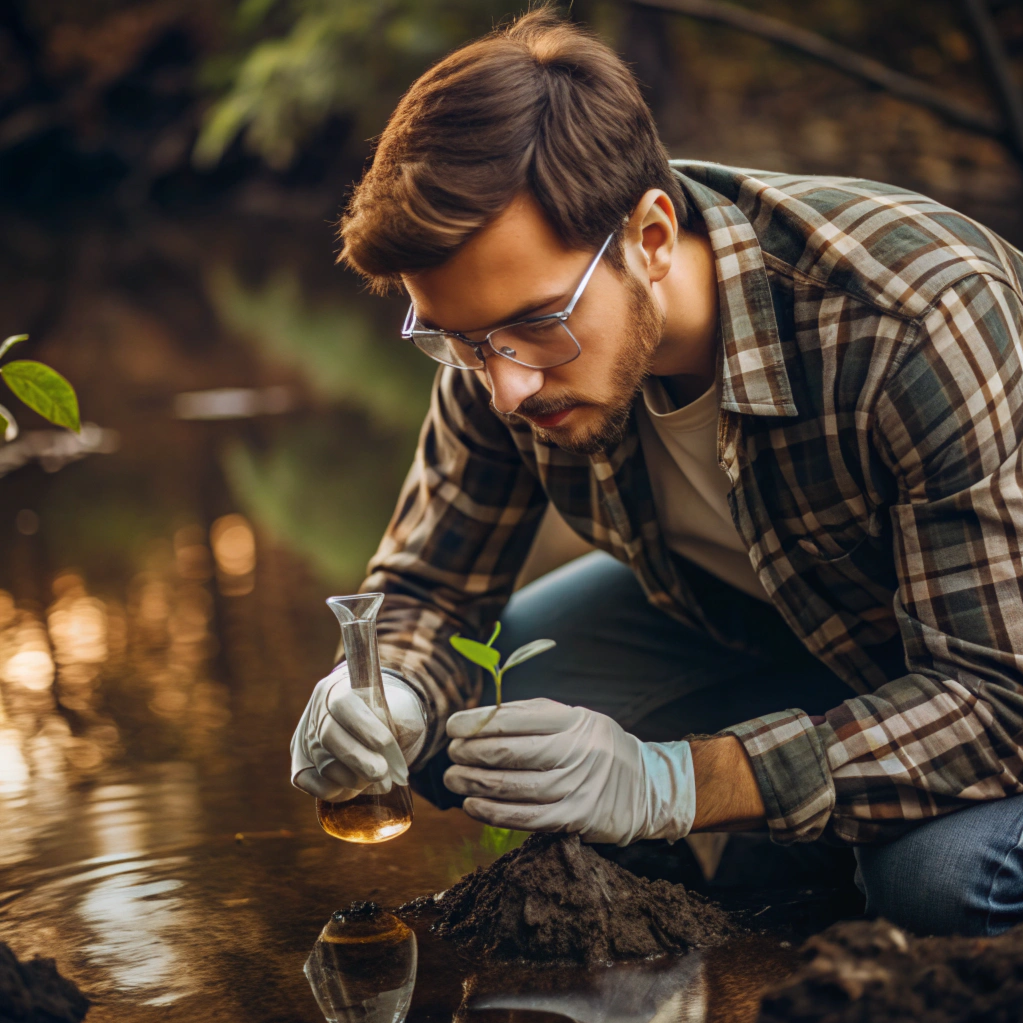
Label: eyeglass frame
xmin=400 ymin=232 xmax=615 ymax=371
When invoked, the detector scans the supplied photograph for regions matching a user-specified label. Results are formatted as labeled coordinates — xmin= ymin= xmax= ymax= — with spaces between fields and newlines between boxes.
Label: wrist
xmin=690 ymin=736 xmax=766 ymax=832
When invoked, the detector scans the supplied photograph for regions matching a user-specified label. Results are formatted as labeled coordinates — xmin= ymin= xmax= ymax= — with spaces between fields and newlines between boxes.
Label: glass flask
xmin=304 ymin=903 xmax=417 ymax=1023
xmin=316 ymin=593 xmax=414 ymax=843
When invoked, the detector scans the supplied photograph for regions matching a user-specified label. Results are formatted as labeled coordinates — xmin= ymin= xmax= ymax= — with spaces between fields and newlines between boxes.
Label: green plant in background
xmin=450 ymin=622 xmax=555 ymax=730
xmin=479 ymin=825 xmax=528 ymax=856
xmin=193 ymin=0 xmax=525 ymax=170
xmin=222 ymin=418 xmax=415 ymax=586
xmin=0 ymin=335 xmax=80 ymax=441
xmin=206 ymin=265 xmax=433 ymax=429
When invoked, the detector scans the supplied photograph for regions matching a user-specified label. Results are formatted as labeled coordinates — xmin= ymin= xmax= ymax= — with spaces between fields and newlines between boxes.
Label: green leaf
xmin=450 ymin=634 xmax=501 ymax=673
xmin=0 ymin=335 xmax=28 ymax=362
xmin=1 ymin=361 xmax=80 ymax=431
xmin=0 ymin=401 xmax=18 ymax=441
xmin=502 ymin=638 xmax=556 ymax=672
xmin=487 ymin=621 xmax=501 ymax=646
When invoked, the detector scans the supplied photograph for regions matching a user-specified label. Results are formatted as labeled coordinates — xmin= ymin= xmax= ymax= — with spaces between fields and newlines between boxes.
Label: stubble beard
xmin=511 ymin=276 xmax=664 ymax=456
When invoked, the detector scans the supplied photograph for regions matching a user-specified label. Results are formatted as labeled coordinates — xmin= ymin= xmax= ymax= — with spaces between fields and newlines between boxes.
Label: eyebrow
xmin=419 ymin=290 xmax=571 ymax=335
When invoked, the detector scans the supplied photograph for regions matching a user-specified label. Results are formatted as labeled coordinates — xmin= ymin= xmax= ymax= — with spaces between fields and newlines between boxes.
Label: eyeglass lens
xmin=412 ymin=319 xmax=580 ymax=370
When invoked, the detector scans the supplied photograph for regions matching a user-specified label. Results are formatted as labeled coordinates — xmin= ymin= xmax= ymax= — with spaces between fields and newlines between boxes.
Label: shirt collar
xmin=675 ymin=165 xmax=798 ymax=418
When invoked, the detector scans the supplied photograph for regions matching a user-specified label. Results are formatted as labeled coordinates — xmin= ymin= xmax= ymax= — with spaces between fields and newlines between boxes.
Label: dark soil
xmin=758 ymin=918 xmax=1023 ymax=1022
xmin=0 ymin=943 xmax=89 ymax=1023
xmin=400 ymin=833 xmax=738 ymax=965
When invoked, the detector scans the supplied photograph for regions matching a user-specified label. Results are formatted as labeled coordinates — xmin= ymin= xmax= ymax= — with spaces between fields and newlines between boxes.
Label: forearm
xmin=690 ymin=736 xmax=766 ymax=832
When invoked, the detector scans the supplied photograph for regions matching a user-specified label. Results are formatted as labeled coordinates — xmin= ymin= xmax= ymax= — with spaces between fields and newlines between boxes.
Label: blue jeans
xmin=415 ymin=551 xmax=1023 ymax=937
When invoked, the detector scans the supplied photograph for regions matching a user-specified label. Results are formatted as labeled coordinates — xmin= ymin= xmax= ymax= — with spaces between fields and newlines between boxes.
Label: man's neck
xmin=648 ymin=222 xmax=719 ymax=399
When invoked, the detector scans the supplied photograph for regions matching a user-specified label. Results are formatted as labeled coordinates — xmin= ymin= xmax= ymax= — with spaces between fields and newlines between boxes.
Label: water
xmin=316 ymin=796 xmax=414 ymax=843
xmin=0 ymin=210 xmax=796 ymax=1022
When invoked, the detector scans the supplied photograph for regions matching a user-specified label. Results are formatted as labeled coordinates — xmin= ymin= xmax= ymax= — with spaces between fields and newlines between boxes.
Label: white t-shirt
xmin=636 ymin=376 xmax=769 ymax=602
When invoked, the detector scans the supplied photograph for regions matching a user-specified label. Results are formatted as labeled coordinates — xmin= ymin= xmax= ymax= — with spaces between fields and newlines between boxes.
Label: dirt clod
xmin=758 ymin=918 xmax=1023 ymax=1022
xmin=331 ymin=901 xmax=383 ymax=924
xmin=0 ymin=942 xmax=90 ymax=1023
xmin=405 ymin=833 xmax=737 ymax=965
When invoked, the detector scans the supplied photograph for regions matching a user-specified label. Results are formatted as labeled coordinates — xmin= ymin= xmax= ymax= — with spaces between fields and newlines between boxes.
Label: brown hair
xmin=338 ymin=5 xmax=690 ymax=294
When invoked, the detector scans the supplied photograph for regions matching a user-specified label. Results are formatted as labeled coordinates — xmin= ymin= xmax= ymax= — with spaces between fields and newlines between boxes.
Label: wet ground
xmin=0 ymin=209 xmax=816 ymax=1022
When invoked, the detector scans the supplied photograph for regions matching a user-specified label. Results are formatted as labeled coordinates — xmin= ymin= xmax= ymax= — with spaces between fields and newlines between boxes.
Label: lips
xmin=527 ymin=407 xmax=575 ymax=428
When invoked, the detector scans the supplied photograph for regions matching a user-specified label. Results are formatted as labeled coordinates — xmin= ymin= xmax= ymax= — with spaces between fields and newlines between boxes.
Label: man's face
xmin=403 ymin=194 xmax=664 ymax=455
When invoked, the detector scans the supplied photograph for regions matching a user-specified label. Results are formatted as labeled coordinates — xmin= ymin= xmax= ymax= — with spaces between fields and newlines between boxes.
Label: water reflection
xmin=305 ymin=906 xmax=418 ymax=1023
xmin=0 ymin=521 xmax=236 ymax=873
xmin=211 ymin=513 xmax=257 ymax=596
xmin=452 ymin=935 xmax=795 ymax=1023
xmin=461 ymin=954 xmax=707 ymax=1023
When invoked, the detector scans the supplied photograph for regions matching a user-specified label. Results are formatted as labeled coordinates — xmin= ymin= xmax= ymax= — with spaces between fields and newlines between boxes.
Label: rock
xmin=0 ymin=942 xmax=89 ymax=1023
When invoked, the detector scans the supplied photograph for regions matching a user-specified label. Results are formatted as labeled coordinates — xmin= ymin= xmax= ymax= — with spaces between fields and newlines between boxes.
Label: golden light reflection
xmin=210 ymin=513 xmax=256 ymax=595
xmin=0 ymin=515 xmax=255 ymax=876
xmin=0 ymin=726 xmax=30 ymax=793
xmin=2 ymin=625 xmax=56 ymax=692
xmin=0 ymin=524 xmax=237 ymax=824
xmin=173 ymin=525 xmax=213 ymax=582
xmin=49 ymin=593 xmax=109 ymax=666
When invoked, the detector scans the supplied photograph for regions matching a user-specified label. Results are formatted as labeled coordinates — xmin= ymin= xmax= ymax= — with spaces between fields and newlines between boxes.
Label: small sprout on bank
xmin=0 ymin=334 xmax=81 ymax=442
xmin=450 ymin=622 xmax=556 ymax=731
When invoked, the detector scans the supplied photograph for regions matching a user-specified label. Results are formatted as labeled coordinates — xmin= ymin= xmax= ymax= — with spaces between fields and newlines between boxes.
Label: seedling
xmin=0 ymin=334 xmax=80 ymax=442
xmin=450 ymin=622 xmax=555 ymax=731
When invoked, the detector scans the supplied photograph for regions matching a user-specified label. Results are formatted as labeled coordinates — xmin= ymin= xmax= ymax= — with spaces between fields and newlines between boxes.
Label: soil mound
xmin=0 ymin=942 xmax=90 ymax=1023
xmin=406 ymin=833 xmax=737 ymax=965
xmin=758 ymin=918 xmax=1023 ymax=1022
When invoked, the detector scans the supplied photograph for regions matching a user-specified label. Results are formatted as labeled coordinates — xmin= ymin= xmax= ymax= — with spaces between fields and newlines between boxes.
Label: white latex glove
xmin=291 ymin=664 xmax=427 ymax=802
xmin=444 ymin=698 xmax=695 ymax=846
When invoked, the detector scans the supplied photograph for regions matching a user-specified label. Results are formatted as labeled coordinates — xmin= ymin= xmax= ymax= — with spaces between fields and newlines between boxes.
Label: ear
xmin=624 ymin=189 xmax=678 ymax=286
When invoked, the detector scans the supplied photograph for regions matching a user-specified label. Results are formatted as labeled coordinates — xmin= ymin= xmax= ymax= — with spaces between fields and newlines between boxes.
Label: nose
xmin=485 ymin=355 xmax=544 ymax=415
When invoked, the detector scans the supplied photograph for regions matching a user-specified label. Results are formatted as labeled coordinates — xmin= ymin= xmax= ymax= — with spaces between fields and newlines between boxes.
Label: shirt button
xmin=797 ymin=538 xmax=820 ymax=556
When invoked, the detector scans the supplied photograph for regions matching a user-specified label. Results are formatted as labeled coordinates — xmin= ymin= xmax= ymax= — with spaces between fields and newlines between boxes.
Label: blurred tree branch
xmin=630 ymin=0 xmax=1015 ymax=154
xmin=963 ymin=0 xmax=1023 ymax=159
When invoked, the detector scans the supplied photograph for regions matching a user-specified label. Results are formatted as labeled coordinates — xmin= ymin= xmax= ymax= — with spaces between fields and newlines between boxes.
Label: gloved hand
xmin=443 ymin=698 xmax=695 ymax=846
xmin=291 ymin=663 xmax=427 ymax=802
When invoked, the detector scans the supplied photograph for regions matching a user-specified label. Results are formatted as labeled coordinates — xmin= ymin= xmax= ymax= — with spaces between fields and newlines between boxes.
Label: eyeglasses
xmin=401 ymin=234 xmax=614 ymax=371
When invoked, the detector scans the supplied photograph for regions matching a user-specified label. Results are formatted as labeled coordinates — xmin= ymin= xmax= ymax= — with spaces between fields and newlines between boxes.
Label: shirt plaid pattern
xmin=363 ymin=160 xmax=1023 ymax=845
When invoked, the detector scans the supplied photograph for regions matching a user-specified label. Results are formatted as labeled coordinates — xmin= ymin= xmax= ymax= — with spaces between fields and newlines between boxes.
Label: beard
xmin=508 ymin=275 xmax=663 ymax=455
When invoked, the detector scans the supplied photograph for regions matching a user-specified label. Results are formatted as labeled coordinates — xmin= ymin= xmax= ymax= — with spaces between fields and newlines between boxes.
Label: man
xmin=291 ymin=9 xmax=1023 ymax=936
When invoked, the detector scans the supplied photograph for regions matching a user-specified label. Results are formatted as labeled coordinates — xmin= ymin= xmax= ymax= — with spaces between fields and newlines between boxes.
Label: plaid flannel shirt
xmin=362 ymin=160 xmax=1023 ymax=845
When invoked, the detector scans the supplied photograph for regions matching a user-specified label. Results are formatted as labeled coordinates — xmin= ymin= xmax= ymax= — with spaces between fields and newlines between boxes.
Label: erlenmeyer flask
xmin=304 ymin=903 xmax=417 ymax=1023
xmin=316 ymin=593 xmax=414 ymax=844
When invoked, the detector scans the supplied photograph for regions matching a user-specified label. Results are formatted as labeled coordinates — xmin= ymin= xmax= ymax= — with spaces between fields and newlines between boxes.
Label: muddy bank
xmin=758 ymin=918 xmax=1023 ymax=1022
xmin=401 ymin=833 xmax=738 ymax=965
xmin=0 ymin=943 xmax=89 ymax=1023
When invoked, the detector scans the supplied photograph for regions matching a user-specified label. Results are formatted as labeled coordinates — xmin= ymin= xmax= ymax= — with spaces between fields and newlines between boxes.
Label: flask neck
xmin=341 ymin=619 xmax=382 ymax=694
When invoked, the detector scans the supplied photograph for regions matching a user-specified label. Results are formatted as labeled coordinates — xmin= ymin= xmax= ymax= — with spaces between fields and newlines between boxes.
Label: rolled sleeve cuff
xmin=722 ymin=709 xmax=836 ymax=844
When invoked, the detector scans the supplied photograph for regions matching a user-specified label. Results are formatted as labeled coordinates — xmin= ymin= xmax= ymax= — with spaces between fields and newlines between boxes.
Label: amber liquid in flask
xmin=316 ymin=593 xmax=414 ymax=844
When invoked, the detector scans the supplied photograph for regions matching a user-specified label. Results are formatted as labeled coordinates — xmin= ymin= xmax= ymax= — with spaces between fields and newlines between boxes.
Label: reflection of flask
xmin=304 ymin=902 xmax=417 ymax=1023
xmin=316 ymin=594 xmax=414 ymax=844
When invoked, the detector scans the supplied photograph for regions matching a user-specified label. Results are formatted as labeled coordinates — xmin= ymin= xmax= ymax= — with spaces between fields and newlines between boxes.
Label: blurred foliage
xmin=194 ymin=0 xmax=527 ymax=170
xmin=222 ymin=417 xmax=414 ymax=586
xmin=479 ymin=825 xmax=530 ymax=855
xmin=205 ymin=260 xmax=435 ymax=582
xmin=189 ymin=0 xmax=1021 ymax=172
xmin=205 ymin=264 xmax=434 ymax=428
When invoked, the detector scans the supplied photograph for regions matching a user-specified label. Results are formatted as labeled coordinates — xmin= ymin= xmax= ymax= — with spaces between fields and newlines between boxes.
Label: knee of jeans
xmin=855 ymin=796 xmax=1023 ymax=937
xmin=497 ymin=551 xmax=635 ymax=652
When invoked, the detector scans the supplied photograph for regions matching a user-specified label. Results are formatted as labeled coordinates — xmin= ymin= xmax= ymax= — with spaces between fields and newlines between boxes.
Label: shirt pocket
xmin=790 ymin=511 xmax=898 ymax=605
